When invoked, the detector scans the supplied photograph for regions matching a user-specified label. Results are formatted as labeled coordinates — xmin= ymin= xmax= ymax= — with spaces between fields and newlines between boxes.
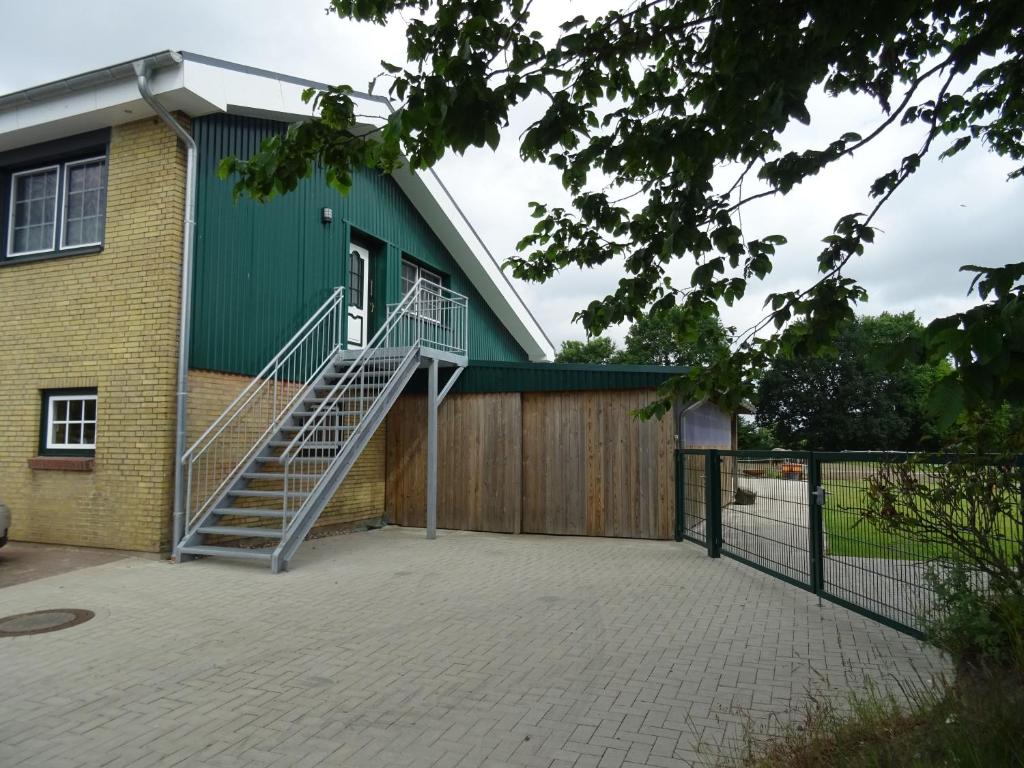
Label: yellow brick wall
xmin=186 ymin=369 xmax=386 ymax=532
xmin=0 ymin=117 xmax=186 ymax=552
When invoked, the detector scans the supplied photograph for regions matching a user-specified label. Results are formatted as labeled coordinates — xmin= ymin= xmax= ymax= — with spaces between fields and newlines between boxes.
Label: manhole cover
xmin=0 ymin=609 xmax=94 ymax=637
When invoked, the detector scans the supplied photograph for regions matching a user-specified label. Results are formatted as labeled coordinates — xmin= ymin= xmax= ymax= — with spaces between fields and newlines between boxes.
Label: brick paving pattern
xmin=0 ymin=527 xmax=946 ymax=767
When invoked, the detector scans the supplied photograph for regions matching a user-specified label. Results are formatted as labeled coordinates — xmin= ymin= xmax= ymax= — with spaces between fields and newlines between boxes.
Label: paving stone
xmin=0 ymin=527 xmax=946 ymax=767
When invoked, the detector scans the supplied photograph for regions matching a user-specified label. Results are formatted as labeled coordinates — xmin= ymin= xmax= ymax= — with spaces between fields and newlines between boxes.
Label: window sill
xmin=27 ymin=456 xmax=95 ymax=472
xmin=1 ymin=245 xmax=103 ymax=268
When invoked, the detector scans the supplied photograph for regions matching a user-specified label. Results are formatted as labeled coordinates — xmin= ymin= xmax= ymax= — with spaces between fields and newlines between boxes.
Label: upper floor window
xmin=9 ymin=166 xmax=59 ymax=255
xmin=62 ymin=158 xmax=107 ymax=249
xmin=4 ymin=152 xmax=107 ymax=260
xmin=401 ymin=259 xmax=443 ymax=322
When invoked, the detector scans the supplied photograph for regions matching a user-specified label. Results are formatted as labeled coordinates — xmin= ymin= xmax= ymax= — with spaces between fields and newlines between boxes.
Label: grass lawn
xmin=824 ymin=479 xmax=1022 ymax=560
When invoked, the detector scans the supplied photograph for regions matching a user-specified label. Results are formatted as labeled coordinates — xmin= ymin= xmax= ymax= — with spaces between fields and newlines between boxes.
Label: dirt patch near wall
xmin=0 ymin=542 xmax=130 ymax=589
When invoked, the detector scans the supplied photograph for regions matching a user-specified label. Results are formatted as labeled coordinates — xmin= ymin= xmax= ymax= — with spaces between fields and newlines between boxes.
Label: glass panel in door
xmin=347 ymin=244 xmax=370 ymax=347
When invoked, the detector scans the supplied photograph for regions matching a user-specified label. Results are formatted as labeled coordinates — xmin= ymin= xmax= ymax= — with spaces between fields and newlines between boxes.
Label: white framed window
xmin=8 ymin=165 xmax=59 ymax=256
xmin=5 ymin=155 xmax=107 ymax=259
xmin=61 ymin=157 xmax=107 ymax=249
xmin=43 ymin=391 xmax=97 ymax=453
xmin=400 ymin=259 xmax=443 ymax=322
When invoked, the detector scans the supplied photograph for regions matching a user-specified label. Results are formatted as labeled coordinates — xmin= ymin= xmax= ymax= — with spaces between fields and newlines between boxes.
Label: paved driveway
xmin=0 ymin=527 xmax=945 ymax=768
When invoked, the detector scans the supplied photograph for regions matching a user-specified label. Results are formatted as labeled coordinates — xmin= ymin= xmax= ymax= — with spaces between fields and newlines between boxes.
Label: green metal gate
xmin=675 ymin=449 xmax=1024 ymax=638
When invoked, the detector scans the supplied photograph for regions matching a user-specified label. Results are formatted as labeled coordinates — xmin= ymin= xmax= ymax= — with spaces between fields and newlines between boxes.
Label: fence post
xmin=706 ymin=449 xmax=722 ymax=558
xmin=674 ymin=450 xmax=684 ymax=542
xmin=807 ymin=452 xmax=825 ymax=593
xmin=1017 ymin=455 xmax=1024 ymax=551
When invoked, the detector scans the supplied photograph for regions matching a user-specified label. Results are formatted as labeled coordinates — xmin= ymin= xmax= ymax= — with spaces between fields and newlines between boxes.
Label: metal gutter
xmin=0 ymin=51 xmax=181 ymax=113
xmin=133 ymin=57 xmax=196 ymax=556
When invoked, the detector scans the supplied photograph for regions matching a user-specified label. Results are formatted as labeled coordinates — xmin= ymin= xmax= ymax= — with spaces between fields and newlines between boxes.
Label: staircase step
xmin=268 ymin=440 xmax=344 ymax=449
xmin=198 ymin=525 xmax=283 ymax=539
xmin=242 ymin=472 xmax=320 ymax=481
xmin=228 ymin=489 xmax=310 ymax=499
xmin=212 ymin=507 xmax=286 ymax=518
xmin=304 ymin=396 xmax=379 ymax=406
xmin=324 ymin=370 xmax=394 ymax=380
xmin=289 ymin=411 xmax=361 ymax=420
xmin=254 ymin=455 xmax=338 ymax=465
xmin=308 ymin=390 xmax=384 ymax=401
xmin=280 ymin=425 xmax=357 ymax=436
xmin=333 ymin=357 xmax=406 ymax=369
xmin=321 ymin=379 xmax=393 ymax=388
xmin=178 ymin=544 xmax=273 ymax=561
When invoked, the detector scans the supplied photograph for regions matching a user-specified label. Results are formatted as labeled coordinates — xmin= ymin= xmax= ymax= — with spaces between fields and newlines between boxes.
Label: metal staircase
xmin=178 ymin=279 xmax=468 ymax=572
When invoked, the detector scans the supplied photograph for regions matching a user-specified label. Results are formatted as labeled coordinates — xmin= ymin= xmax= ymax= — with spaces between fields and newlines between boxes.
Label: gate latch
xmin=813 ymin=485 xmax=827 ymax=507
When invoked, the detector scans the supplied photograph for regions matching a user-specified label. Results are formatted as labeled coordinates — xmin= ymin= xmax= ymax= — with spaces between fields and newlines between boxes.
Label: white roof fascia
xmin=0 ymin=52 xmax=219 ymax=151
xmin=178 ymin=52 xmax=392 ymax=126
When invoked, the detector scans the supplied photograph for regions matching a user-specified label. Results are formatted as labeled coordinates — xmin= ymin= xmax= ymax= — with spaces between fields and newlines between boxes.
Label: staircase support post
xmin=426 ymin=356 xmax=438 ymax=540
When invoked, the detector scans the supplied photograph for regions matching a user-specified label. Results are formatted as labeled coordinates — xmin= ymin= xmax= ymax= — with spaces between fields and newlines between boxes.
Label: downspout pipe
xmin=133 ymin=59 xmax=197 ymax=557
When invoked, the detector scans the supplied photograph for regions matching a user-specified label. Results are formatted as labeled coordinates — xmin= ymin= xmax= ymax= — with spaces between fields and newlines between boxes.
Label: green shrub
xmin=923 ymin=564 xmax=1024 ymax=676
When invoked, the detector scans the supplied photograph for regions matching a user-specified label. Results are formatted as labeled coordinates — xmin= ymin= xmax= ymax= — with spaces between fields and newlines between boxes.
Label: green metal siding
xmin=190 ymin=114 xmax=528 ymax=375
xmin=405 ymin=361 xmax=689 ymax=394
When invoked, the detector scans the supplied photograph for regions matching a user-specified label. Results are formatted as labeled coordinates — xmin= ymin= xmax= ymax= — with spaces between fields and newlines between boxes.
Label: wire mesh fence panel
xmin=677 ymin=449 xmax=708 ymax=544
xmin=719 ymin=451 xmax=814 ymax=588
xmin=818 ymin=453 xmax=1024 ymax=635
xmin=677 ymin=448 xmax=1024 ymax=637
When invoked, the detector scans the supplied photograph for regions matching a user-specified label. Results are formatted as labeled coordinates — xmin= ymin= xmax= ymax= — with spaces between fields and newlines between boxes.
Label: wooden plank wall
xmin=385 ymin=388 xmax=675 ymax=540
xmin=521 ymin=390 xmax=674 ymax=539
xmin=520 ymin=392 xmax=587 ymax=535
xmin=385 ymin=393 xmax=521 ymax=533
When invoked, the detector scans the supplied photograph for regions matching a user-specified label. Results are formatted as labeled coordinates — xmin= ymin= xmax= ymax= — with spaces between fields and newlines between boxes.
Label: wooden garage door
xmin=521 ymin=390 xmax=674 ymax=539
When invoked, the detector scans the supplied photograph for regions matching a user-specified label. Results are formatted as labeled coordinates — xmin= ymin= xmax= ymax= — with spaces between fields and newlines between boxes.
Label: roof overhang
xmin=0 ymin=50 xmax=554 ymax=360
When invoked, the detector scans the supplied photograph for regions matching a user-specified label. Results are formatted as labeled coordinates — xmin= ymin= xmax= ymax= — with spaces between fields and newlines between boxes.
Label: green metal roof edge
xmin=403 ymin=359 xmax=691 ymax=395
xmin=464 ymin=359 xmax=691 ymax=375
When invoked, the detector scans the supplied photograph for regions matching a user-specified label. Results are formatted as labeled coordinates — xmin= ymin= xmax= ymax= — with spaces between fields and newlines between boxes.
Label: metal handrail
xmin=183 ymin=287 xmax=345 ymax=460
xmin=386 ymin=285 xmax=469 ymax=355
xmin=281 ymin=285 xmax=420 ymax=463
xmin=282 ymin=280 xmax=468 ymax=463
xmin=182 ymin=287 xmax=345 ymax=531
xmin=278 ymin=279 xmax=468 ymax=532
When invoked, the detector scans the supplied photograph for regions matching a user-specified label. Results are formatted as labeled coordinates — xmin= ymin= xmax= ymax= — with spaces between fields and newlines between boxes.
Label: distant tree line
xmin=555 ymin=307 xmax=730 ymax=368
xmin=557 ymin=310 xmax=959 ymax=451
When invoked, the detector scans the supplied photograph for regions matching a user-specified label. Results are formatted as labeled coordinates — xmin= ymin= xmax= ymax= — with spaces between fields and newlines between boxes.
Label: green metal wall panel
xmin=405 ymin=361 xmax=689 ymax=394
xmin=190 ymin=114 xmax=528 ymax=375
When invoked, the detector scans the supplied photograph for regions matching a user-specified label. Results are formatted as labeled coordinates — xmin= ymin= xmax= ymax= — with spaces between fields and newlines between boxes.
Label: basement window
xmin=41 ymin=389 xmax=97 ymax=456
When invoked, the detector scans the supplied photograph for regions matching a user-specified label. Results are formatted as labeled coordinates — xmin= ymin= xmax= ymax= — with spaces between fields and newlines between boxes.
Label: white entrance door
xmin=347 ymin=243 xmax=370 ymax=347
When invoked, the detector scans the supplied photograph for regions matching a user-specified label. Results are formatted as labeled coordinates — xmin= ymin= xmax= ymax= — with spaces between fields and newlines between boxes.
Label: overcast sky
xmin=2 ymin=0 xmax=1021 ymax=349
